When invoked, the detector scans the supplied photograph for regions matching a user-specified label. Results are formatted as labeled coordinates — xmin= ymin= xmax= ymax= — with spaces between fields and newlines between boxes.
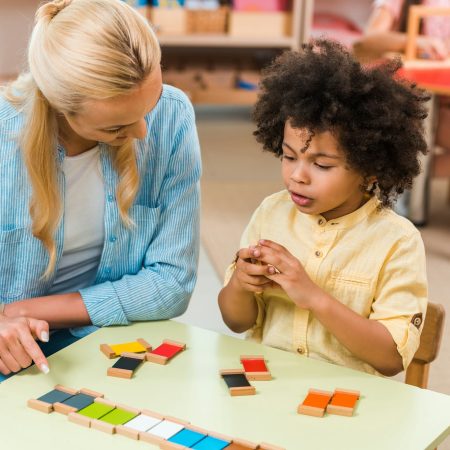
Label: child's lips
xmin=290 ymin=191 xmax=313 ymax=206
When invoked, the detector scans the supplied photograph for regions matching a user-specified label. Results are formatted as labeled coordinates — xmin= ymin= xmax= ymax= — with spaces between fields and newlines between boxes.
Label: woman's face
xmin=64 ymin=67 xmax=163 ymax=147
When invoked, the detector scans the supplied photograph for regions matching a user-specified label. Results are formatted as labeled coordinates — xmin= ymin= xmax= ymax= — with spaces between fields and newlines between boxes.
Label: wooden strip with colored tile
xmin=240 ymin=355 xmax=272 ymax=381
xmin=326 ymin=389 xmax=360 ymax=417
xmin=297 ymin=389 xmax=333 ymax=417
xmin=146 ymin=340 xmax=186 ymax=365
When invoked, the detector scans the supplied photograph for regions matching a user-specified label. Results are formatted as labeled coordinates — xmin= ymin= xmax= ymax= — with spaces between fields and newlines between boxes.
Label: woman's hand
xmin=250 ymin=239 xmax=322 ymax=310
xmin=231 ymin=246 xmax=275 ymax=294
xmin=0 ymin=315 xmax=50 ymax=376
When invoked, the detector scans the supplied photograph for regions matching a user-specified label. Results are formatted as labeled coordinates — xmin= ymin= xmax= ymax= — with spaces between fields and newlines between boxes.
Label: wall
xmin=0 ymin=0 xmax=40 ymax=77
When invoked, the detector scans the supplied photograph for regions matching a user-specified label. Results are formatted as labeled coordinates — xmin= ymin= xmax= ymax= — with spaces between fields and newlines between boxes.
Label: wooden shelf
xmin=158 ymin=34 xmax=295 ymax=48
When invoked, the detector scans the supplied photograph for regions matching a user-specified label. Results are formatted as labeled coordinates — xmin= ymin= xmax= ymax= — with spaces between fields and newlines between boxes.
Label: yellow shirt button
xmin=297 ymin=346 xmax=305 ymax=354
xmin=315 ymin=250 xmax=322 ymax=257
xmin=318 ymin=219 xmax=324 ymax=225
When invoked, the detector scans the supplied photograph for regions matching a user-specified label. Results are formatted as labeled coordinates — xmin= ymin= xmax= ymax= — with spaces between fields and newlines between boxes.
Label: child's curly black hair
xmin=253 ymin=39 xmax=429 ymax=208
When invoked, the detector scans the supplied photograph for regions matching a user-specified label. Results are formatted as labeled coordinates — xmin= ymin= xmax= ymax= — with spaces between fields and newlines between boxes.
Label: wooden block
xmin=91 ymin=418 xmax=116 ymax=434
xmin=100 ymin=343 xmax=116 ymax=359
xmin=163 ymin=415 xmax=190 ymax=426
xmin=297 ymin=389 xmax=333 ymax=417
xmin=116 ymin=424 xmax=140 ymax=440
xmin=107 ymin=367 xmax=133 ymax=379
xmin=207 ymin=430 xmax=233 ymax=442
xmin=54 ymin=385 xmax=79 ymax=395
xmin=68 ymin=412 xmax=92 ymax=428
xmin=115 ymin=403 xmax=141 ymax=415
xmin=80 ymin=388 xmax=104 ymax=398
xmin=259 ymin=443 xmax=286 ymax=450
xmin=27 ymin=399 xmax=53 ymax=414
xmin=146 ymin=340 xmax=186 ymax=365
xmin=139 ymin=432 xmax=165 ymax=445
xmin=220 ymin=369 xmax=256 ymax=396
xmin=136 ymin=338 xmax=152 ymax=352
xmin=159 ymin=441 xmax=186 ymax=450
xmin=53 ymin=402 xmax=77 ymax=415
xmin=141 ymin=408 xmax=165 ymax=420
xmin=240 ymin=355 xmax=272 ymax=381
xmin=228 ymin=439 xmax=259 ymax=450
xmin=326 ymin=389 xmax=360 ymax=417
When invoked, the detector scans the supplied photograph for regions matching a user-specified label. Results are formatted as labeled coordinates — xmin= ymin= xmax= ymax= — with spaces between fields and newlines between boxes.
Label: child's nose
xmin=290 ymin=163 xmax=310 ymax=184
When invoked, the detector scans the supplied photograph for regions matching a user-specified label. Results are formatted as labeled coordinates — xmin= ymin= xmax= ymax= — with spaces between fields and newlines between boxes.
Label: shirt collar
xmin=304 ymin=195 xmax=380 ymax=230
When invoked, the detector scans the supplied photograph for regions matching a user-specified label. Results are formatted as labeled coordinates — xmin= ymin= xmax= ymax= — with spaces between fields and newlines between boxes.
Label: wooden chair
xmin=405 ymin=302 xmax=446 ymax=389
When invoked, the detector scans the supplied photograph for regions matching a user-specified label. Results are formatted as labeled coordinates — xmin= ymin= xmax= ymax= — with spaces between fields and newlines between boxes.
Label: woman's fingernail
xmin=40 ymin=364 xmax=50 ymax=374
xmin=41 ymin=331 xmax=49 ymax=342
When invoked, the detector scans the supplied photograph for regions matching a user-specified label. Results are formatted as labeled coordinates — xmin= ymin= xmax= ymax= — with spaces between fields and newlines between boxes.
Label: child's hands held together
xmin=250 ymin=239 xmax=323 ymax=311
xmin=231 ymin=247 xmax=275 ymax=294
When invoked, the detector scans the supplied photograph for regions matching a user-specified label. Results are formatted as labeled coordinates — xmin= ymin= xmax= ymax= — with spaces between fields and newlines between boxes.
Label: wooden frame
xmin=405 ymin=5 xmax=450 ymax=60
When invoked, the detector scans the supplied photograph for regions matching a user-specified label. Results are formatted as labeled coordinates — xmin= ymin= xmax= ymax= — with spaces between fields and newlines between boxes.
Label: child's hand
xmin=250 ymin=239 xmax=321 ymax=310
xmin=232 ymin=247 xmax=274 ymax=294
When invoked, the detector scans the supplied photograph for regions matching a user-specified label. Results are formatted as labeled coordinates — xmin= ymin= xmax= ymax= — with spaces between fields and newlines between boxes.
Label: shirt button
xmin=107 ymin=194 xmax=114 ymax=202
xmin=109 ymin=236 xmax=117 ymax=243
xmin=318 ymin=219 xmax=324 ymax=225
xmin=297 ymin=346 xmax=305 ymax=355
xmin=315 ymin=250 xmax=322 ymax=257
xmin=104 ymin=267 xmax=112 ymax=275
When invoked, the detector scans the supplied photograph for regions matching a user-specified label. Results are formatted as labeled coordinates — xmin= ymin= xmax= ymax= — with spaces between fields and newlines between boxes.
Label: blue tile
xmin=169 ymin=428 xmax=206 ymax=447
xmin=192 ymin=436 xmax=230 ymax=450
xmin=37 ymin=389 xmax=74 ymax=405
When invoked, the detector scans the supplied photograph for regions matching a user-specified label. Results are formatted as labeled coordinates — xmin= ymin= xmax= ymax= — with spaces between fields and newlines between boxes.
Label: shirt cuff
xmin=79 ymin=282 xmax=128 ymax=327
xmin=377 ymin=317 xmax=422 ymax=370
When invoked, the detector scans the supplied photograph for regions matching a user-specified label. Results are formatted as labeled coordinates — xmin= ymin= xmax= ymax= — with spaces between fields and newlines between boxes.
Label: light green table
xmin=1 ymin=320 xmax=449 ymax=450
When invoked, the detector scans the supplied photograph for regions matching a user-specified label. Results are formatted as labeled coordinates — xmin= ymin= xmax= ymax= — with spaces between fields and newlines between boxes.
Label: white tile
xmin=123 ymin=414 xmax=162 ymax=432
xmin=145 ymin=420 xmax=185 ymax=439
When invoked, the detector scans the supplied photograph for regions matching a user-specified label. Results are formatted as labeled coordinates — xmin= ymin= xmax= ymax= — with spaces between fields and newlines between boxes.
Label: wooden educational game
xmin=100 ymin=338 xmax=186 ymax=379
xmin=297 ymin=388 xmax=360 ymax=418
xmin=220 ymin=355 xmax=272 ymax=396
xmin=28 ymin=385 xmax=285 ymax=450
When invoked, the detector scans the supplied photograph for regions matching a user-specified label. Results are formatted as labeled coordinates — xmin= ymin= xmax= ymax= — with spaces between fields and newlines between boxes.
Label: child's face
xmin=282 ymin=122 xmax=366 ymax=221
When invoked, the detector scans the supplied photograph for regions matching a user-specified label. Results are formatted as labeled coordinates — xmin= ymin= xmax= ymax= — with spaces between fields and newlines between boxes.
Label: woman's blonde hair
xmin=3 ymin=0 xmax=161 ymax=278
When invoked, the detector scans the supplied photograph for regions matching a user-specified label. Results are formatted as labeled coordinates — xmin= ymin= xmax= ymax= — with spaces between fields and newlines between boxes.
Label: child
xmin=218 ymin=40 xmax=428 ymax=376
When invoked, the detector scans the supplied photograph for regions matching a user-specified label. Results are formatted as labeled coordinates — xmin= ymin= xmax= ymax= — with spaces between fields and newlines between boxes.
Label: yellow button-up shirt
xmin=225 ymin=191 xmax=428 ymax=375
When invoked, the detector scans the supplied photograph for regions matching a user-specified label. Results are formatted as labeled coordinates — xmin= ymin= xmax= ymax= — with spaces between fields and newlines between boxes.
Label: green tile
xmin=99 ymin=408 xmax=138 ymax=425
xmin=77 ymin=402 xmax=115 ymax=419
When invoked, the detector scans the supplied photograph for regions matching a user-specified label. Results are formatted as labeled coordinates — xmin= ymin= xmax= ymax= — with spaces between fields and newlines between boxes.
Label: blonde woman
xmin=0 ymin=0 xmax=201 ymax=380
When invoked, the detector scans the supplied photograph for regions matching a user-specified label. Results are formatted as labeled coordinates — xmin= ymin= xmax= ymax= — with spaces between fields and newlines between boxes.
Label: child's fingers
xmin=236 ymin=257 xmax=268 ymax=276
xmin=258 ymin=239 xmax=289 ymax=254
xmin=240 ymin=280 xmax=273 ymax=293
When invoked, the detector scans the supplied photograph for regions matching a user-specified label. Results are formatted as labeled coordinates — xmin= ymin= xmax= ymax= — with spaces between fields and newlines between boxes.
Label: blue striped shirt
xmin=0 ymin=85 xmax=201 ymax=334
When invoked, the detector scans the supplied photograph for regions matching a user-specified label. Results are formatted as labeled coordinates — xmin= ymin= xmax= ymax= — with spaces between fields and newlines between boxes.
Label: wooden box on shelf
xmin=150 ymin=8 xmax=187 ymax=35
xmin=229 ymin=11 xmax=292 ymax=38
xmin=186 ymin=7 xmax=229 ymax=34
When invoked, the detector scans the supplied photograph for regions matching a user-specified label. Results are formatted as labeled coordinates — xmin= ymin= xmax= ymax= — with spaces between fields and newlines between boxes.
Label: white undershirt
xmin=48 ymin=145 xmax=105 ymax=295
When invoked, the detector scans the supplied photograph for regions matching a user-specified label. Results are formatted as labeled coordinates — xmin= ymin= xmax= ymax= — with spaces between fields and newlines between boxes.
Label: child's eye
xmin=282 ymin=154 xmax=295 ymax=161
xmin=315 ymin=163 xmax=333 ymax=170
